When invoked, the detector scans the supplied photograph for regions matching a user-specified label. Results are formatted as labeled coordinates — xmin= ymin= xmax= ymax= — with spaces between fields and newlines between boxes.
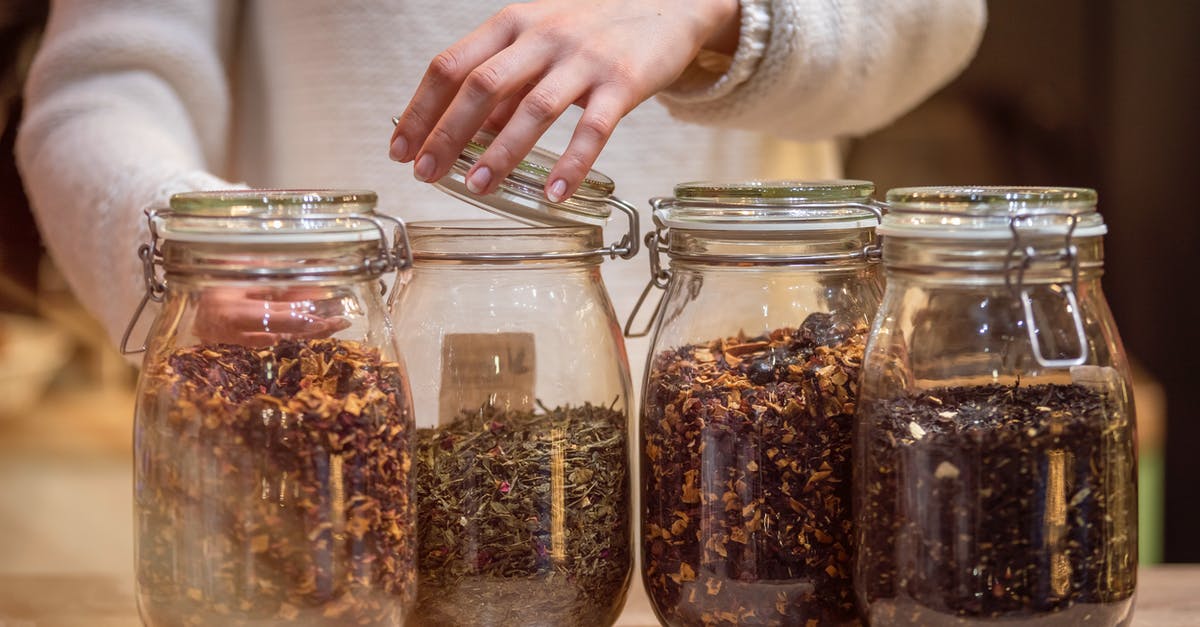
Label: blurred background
xmin=844 ymin=0 xmax=1200 ymax=564
xmin=0 ymin=0 xmax=1197 ymax=593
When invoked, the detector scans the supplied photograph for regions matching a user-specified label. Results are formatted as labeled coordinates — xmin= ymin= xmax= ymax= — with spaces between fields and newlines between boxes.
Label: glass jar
xmin=126 ymin=190 xmax=416 ymax=626
xmin=631 ymin=180 xmax=883 ymax=626
xmin=392 ymin=133 xmax=638 ymax=626
xmin=854 ymin=187 xmax=1137 ymax=626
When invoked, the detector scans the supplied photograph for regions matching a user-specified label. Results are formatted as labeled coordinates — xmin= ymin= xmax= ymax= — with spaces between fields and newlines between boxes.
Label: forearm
xmin=16 ymin=74 xmax=233 ymax=347
xmin=659 ymin=0 xmax=987 ymax=140
xmin=15 ymin=0 xmax=236 ymax=347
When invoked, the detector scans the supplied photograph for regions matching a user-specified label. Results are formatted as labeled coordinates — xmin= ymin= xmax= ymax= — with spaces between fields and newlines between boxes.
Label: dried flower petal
xmin=857 ymin=383 xmax=1136 ymax=622
xmin=135 ymin=339 xmax=415 ymax=625
xmin=413 ymin=403 xmax=629 ymax=625
xmin=642 ymin=315 xmax=867 ymax=625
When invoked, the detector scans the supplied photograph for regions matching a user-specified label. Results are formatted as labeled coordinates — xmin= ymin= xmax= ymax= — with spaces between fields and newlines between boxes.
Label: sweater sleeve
xmin=16 ymin=0 xmax=240 ymax=349
xmin=658 ymin=0 xmax=987 ymax=140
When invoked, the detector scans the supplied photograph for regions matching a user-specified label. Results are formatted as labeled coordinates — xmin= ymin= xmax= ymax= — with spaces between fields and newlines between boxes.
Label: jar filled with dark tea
xmin=391 ymin=133 xmax=639 ymax=626
xmin=126 ymin=190 xmax=417 ymax=626
xmin=630 ymin=180 xmax=883 ymax=626
xmin=854 ymin=187 xmax=1137 ymax=626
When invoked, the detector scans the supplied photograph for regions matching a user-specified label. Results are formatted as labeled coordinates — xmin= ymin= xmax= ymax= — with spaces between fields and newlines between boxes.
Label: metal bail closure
xmin=362 ymin=212 xmax=415 ymax=313
xmin=602 ymin=196 xmax=641 ymax=260
xmin=121 ymin=210 xmax=167 ymax=355
xmin=624 ymin=197 xmax=677 ymax=338
xmin=1005 ymin=212 xmax=1089 ymax=368
xmin=860 ymin=200 xmax=886 ymax=261
xmin=623 ymin=195 xmax=883 ymax=339
xmin=119 ymin=203 xmax=414 ymax=355
xmin=624 ymin=227 xmax=671 ymax=338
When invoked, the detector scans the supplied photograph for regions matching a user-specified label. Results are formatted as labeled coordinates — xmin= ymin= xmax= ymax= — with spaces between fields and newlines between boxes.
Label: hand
xmin=390 ymin=0 xmax=740 ymax=202
xmin=192 ymin=286 xmax=352 ymax=348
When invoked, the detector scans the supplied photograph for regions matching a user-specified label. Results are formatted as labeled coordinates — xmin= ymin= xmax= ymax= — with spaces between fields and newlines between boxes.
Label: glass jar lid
xmin=435 ymin=131 xmax=616 ymax=227
xmin=159 ymin=189 xmax=385 ymax=243
xmin=879 ymin=186 xmax=1107 ymax=239
xmin=653 ymin=180 xmax=879 ymax=231
xmin=430 ymin=131 xmax=639 ymax=259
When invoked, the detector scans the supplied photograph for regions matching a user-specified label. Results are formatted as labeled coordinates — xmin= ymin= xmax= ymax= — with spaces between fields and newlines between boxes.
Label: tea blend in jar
xmin=856 ymin=382 xmax=1135 ymax=623
xmin=393 ymin=133 xmax=638 ymax=626
xmin=137 ymin=339 xmax=414 ymax=625
xmin=413 ymin=402 xmax=630 ymax=625
xmin=631 ymin=180 xmax=882 ymax=627
xmin=643 ymin=316 xmax=868 ymax=626
xmin=129 ymin=190 xmax=417 ymax=626
xmin=854 ymin=187 xmax=1137 ymax=626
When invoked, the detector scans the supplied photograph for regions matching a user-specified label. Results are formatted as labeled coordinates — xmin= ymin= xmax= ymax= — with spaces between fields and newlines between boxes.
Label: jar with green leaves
xmin=392 ymin=133 xmax=639 ymax=626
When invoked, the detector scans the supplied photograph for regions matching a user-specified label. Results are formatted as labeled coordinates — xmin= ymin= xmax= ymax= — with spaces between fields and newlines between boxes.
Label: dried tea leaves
xmin=411 ymin=403 xmax=631 ymax=626
xmin=136 ymin=339 xmax=415 ymax=626
xmin=856 ymin=382 xmax=1136 ymax=625
xmin=642 ymin=314 xmax=868 ymax=626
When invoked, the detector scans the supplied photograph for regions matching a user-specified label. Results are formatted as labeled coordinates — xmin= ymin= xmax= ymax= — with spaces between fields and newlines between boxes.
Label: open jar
xmin=854 ymin=187 xmax=1137 ymax=626
xmin=630 ymin=180 xmax=883 ymax=626
xmin=126 ymin=190 xmax=416 ymax=626
xmin=392 ymin=133 xmax=638 ymax=626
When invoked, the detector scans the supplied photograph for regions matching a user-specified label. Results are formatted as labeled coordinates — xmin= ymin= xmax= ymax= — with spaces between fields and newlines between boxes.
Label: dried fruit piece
xmin=642 ymin=314 xmax=868 ymax=626
xmin=135 ymin=339 xmax=415 ymax=626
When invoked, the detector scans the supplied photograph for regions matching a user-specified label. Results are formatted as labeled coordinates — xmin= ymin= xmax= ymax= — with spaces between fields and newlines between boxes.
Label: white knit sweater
xmin=16 ymin=0 xmax=985 ymax=358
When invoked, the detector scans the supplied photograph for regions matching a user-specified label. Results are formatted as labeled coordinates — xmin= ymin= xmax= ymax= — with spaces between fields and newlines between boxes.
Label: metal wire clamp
xmin=120 ymin=209 xmax=413 ymax=355
xmin=623 ymin=199 xmax=884 ymax=339
xmin=1004 ymin=212 xmax=1089 ymax=369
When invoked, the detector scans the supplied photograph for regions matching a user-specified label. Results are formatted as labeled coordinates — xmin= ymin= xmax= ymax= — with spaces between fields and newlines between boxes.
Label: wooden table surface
xmin=0 ymin=565 xmax=1195 ymax=626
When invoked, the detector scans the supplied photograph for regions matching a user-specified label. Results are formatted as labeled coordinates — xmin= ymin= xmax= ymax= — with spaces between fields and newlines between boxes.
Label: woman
xmin=15 ymin=0 xmax=985 ymax=363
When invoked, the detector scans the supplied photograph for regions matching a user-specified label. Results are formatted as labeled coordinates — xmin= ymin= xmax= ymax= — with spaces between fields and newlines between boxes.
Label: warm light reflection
xmin=1046 ymin=449 xmax=1072 ymax=597
xmin=332 ymin=454 xmax=346 ymax=541
xmin=550 ymin=425 xmax=566 ymax=561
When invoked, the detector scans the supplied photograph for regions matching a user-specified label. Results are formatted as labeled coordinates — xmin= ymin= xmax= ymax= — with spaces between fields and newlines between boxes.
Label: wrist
xmin=701 ymin=0 xmax=741 ymax=55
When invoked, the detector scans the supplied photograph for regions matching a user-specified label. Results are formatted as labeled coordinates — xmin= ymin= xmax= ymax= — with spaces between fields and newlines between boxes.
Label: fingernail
xmin=466 ymin=166 xmax=492 ymax=194
xmin=547 ymin=179 xmax=567 ymax=202
xmin=390 ymin=136 xmax=408 ymax=162
xmin=414 ymin=153 xmax=436 ymax=182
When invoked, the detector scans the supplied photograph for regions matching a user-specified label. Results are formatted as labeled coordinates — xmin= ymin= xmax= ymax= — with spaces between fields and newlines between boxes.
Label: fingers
xmin=544 ymin=88 xmax=630 ymax=202
xmin=392 ymin=2 xmax=704 ymax=203
xmin=410 ymin=42 xmax=554 ymax=184
xmin=193 ymin=288 xmax=352 ymax=347
xmin=465 ymin=67 xmax=592 ymax=196
xmin=481 ymin=86 xmax=532 ymax=134
xmin=390 ymin=8 xmax=521 ymax=163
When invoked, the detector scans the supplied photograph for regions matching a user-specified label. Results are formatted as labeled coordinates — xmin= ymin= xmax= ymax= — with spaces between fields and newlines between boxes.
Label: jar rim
xmin=408 ymin=218 xmax=598 ymax=236
xmin=654 ymin=179 xmax=879 ymax=233
xmin=407 ymin=218 xmax=605 ymax=262
xmin=880 ymin=186 xmax=1106 ymax=239
xmin=169 ymin=189 xmax=379 ymax=215
xmin=673 ymin=179 xmax=874 ymax=204
xmin=885 ymin=186 xmax=1097 ymax=212
xmin=160 ymin=189 xmax=386 ymax=244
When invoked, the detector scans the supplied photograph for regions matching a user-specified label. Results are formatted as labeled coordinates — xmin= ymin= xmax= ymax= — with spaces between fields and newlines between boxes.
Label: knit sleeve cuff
xmin=146 ymin=170 xmax=244 ymax=209
xmin=661 ymin=0 xmax=771 ymax=104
